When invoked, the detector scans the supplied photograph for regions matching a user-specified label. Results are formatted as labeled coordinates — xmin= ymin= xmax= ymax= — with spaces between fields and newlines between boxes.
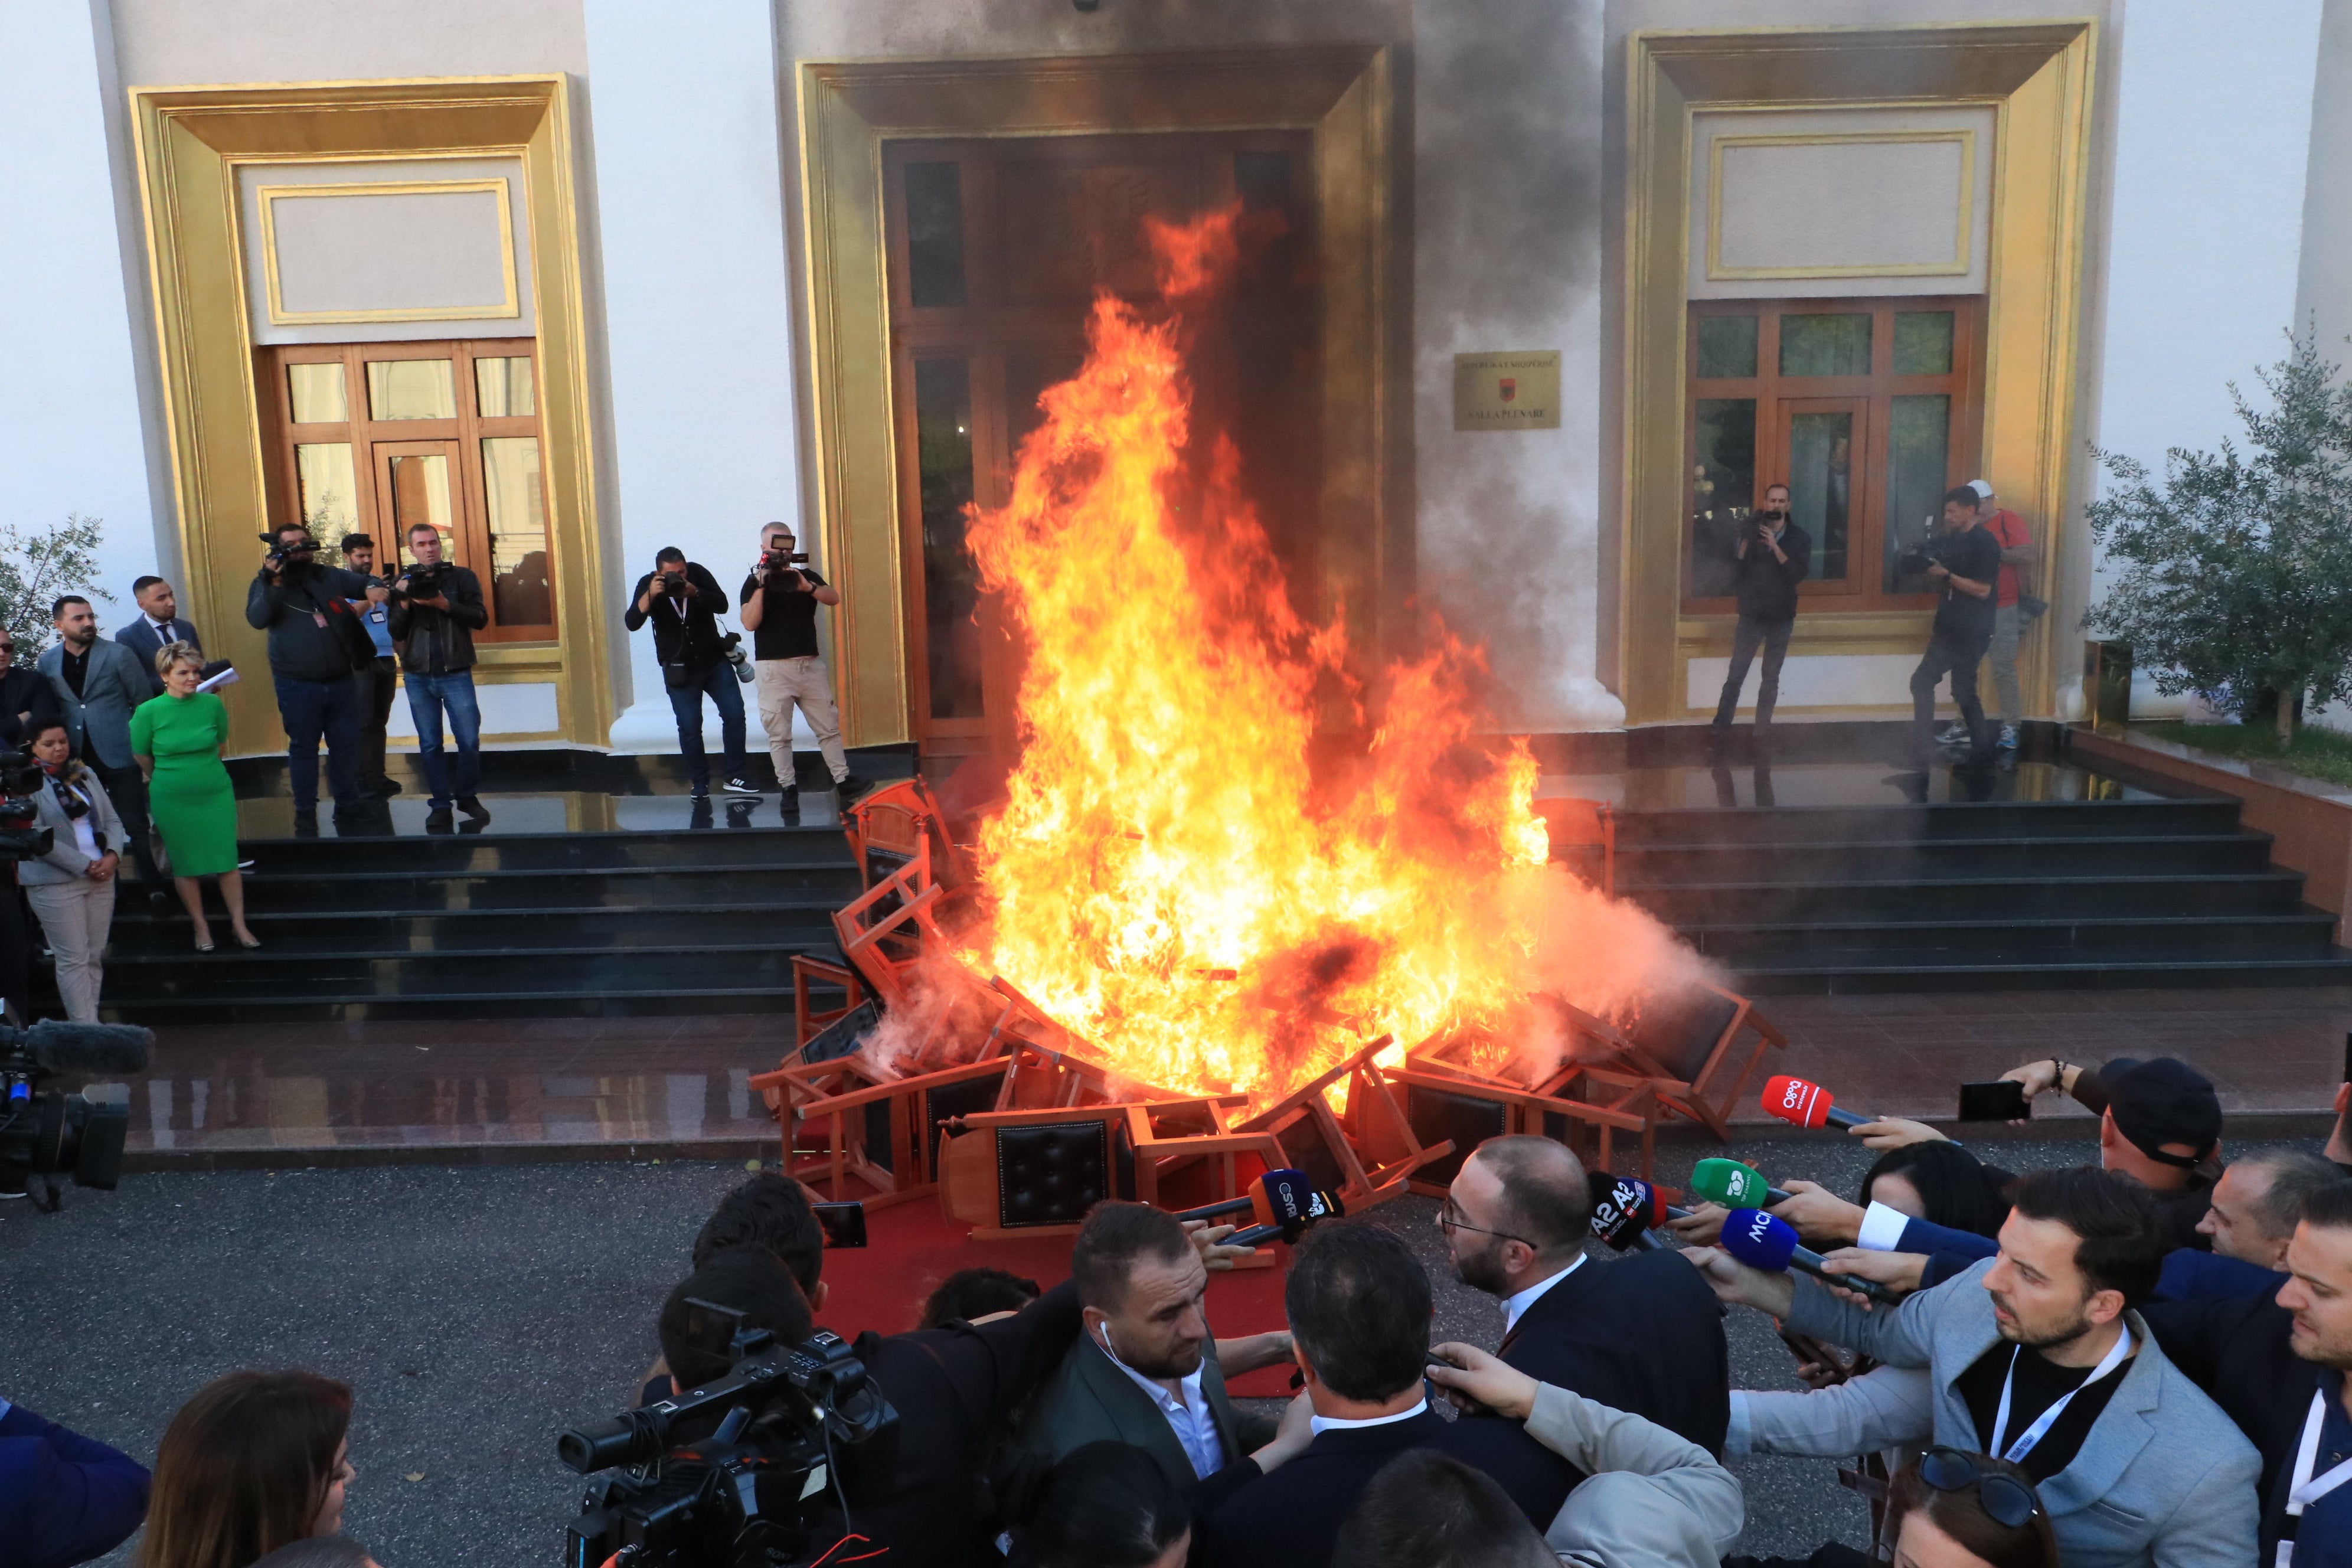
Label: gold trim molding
xmin=129 ymin=76 xmax=608 ymax=754
xmin=1705 ymin=128 xmax=1974 ymax=280
xmin=1621 ymin=22 xmax=2098 ymax=724
xmin=795 ymin=47 xmax=1398 ymax=749
xmin=256 ymin=177 xmax=521 ymax=325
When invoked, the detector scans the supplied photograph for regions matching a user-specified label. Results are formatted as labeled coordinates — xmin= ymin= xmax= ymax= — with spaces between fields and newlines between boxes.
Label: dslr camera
xmin=1894 ymin=516 xmax=1940 ymax=580
xmin=558 ymin=1321 xmax=899 ymax=1568
xmin=759 ymin=550 xmax=811 ymax=576
xmin=392 ymin=561 xmax=448 ymax=603
xmin=1 ymin=1019 xmax=152 ymax=1210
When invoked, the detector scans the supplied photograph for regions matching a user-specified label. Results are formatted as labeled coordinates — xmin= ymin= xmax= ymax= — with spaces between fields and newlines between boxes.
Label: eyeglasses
xmin=1435 ymin=1198 xmax=1532 ymax=1247
xmin=1918 ymin=1448 xmax=2042 ymax=1530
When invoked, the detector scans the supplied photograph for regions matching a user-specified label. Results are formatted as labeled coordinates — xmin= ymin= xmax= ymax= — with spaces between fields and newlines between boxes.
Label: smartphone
xmin=2341 ymin=1030 xmax=2350 ymax=1085
xmin=812 ymin=1200 xmax=868 ymax=1249
xmin=1957 ymin=1080 xmax=2030 ymax=1123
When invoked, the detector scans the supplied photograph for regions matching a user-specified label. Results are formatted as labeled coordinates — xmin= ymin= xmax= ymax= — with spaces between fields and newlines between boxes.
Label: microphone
xmin=1225 ymin=1182 xmax=1344 ymax=1248
xmin=18 ymin=1020 xmax=153 ymax=1076
xmin=1762 ymin=1075 xmax=1871 ymax=1132
xmin=1174 ymin=1167 xmax=1314 ymax=1227
xmin=1720 ymin=1208 xmax=1897 ymax=1305
xmin=1588 ymin=1172 xmax=1683 ymax=1253
xmin=1689 ymin=1157 xmax=1793 ymax=1210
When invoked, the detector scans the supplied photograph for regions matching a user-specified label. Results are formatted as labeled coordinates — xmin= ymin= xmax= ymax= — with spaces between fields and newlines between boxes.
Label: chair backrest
xmin=847 ymin=778 xmax=962 ymax=888
xmin=1549 ymin=796 xmax=1612 ymax=847
xmin=1626 ymin=985 xmax=1741 ymax=1084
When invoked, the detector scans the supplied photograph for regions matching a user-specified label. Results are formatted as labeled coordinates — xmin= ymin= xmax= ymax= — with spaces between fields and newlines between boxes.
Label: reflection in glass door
xmin=1780 ymin=398 xmax=1864 ymax=589
xmin=373 ymin=442 xmax=459 ymax=567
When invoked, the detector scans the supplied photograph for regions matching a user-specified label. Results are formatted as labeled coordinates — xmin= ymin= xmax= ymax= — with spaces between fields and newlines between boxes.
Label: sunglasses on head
xmin=1918 ymin=1448 xmax=2041 ymax=1531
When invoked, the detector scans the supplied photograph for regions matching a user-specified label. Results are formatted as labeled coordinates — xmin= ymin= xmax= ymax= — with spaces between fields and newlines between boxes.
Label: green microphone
xmin=1689 ymin=1157 xmax=1794 ymax=1210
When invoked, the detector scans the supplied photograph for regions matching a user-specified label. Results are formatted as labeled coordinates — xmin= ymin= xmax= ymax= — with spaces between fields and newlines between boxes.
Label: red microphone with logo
xmin=1762 ymin=1074 xmax=1874 ymax=1133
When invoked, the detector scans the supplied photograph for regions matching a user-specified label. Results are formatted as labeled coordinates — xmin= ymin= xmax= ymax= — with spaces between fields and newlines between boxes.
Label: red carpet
xmin=822 ymin=1195 xmax=1300 ymax=1397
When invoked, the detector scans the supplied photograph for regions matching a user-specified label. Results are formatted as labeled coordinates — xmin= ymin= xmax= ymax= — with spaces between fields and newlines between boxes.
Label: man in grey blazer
xmin=1013 ymin=1201 xmax=1288 ymax=1493
xmin=1690 ymin=1166 xmax=2258 ymax=1568
xmin=40 ymin=596 xmax=165 ymax=894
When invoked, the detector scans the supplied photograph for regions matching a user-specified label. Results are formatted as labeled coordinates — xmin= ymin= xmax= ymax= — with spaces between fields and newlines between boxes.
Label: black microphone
xmin=1226 ymin=1184 xmax=1344 ymax=1247
xmin=22 ymin=1020 xmax=153 ymax=1076
xmin=1721 ymin=1208 xmax=1899 ymax=1305
xmin=1589 ymin=1172 xmax=1683 ymax=1253
xmin=1174 ymin=1168 xmax=1314 ymax=1226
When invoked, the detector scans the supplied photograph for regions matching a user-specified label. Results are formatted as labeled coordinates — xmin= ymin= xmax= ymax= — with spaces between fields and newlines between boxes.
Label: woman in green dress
xmin=131 ymin=642 xmax=257 ymax=952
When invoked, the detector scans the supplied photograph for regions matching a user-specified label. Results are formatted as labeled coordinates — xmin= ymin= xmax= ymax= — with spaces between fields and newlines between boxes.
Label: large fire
xmin=940 ymin=208 xmax=1705 ymax=1105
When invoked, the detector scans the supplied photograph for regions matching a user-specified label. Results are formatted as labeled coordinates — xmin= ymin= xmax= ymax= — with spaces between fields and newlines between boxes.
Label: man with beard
xmin=1690 ymin=1165 xmax=2258 ymax=1567
xmin=38 ymin=597 xmax=158 ymax=894
xmin=246 ymin=524 xmax=378 ymax=834
xmin=1711 ymin=481 xmax=1810 ymax=736
xmin=2141 ymin=1178 xmax=2352 ymax=1565
xmin=1435 ymin=1137 xmax=1728 ymax=1524
xmin=1014 ymin=1200 xmax=1291 ymax=1493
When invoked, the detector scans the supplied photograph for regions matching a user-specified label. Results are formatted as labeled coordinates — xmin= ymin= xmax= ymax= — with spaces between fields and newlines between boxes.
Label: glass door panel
xmin=374 ymin=442 xmax=460 ymax=568
xmin=294 ymin=443 xmax=360 ymax=536
xmin=915 ymin=358 xmax=983 ymax=721
xmin=1779 ymin=398 xmax=1866 ymax=590
xmin=1884 ymin=394 xmax=1952 ymax=594
xmin=481 ymin=437 xmax=554 ymax=629
xmin=1688 ymin=398 xmax=1757 ymax=599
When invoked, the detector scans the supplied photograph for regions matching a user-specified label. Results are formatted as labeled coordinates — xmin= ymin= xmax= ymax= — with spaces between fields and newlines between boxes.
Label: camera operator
xmin=0 ymin=1395 xmax=151 ymax=1568
xmin=384 ymin=523 xmax=490 ymax=832
xmin=245 ymin=524 xmax=379 ymax=834
xmin=337 ymin=535 xmax=400 ymax=802
xmin=1906 ymin=486 xmax=2001 ymax=765
xmin=741 ymin=522 xmax=868 ymax=811
xmin=625 ymin=547 xmax=754 ymax=802
xmin=1710 ymin=482 xmax=1811 ymax=738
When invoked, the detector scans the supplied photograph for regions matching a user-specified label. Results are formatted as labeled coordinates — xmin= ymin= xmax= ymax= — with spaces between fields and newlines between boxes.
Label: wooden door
xmin=882 ymin=132 xmax=1317 ymax=756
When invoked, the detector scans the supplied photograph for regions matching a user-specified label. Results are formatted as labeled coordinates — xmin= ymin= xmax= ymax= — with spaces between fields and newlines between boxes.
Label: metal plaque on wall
xmin=1453 ymin=350 xmax=1562 ymax=431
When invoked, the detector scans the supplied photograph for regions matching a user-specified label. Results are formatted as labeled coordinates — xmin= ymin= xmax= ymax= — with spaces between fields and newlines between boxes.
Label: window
xmin=262 ymin=340 xmax=554 ymax=640
xmin=1684 ymin=298 xmax=1981 ymax=611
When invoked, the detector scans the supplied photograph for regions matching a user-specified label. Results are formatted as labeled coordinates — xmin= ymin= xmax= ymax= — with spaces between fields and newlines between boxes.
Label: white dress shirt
xmin=1502 ymin=1255 xmax=1587 ymax=1337
xmin=1100 ymin=1334 xmax=1227 ymax=1479
xmin=1855 ymin=1201 xmax=1915 ymax=1252
xmin=1309 ymin=1394 xmax=1430 ymax=1436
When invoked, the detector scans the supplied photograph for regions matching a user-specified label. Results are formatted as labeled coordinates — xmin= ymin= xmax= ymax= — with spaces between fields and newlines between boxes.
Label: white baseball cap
xmin=1967 ymin=479 xmax=1995 ymax=501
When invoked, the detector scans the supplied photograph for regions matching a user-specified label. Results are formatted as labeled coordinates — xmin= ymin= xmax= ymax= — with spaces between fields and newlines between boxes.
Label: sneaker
xmin=1997 ymin=723 xmax=2020 ymax=751
xmin=690 ymin=786 xmax=710 ymax=801
xmin=723 ymin=777 xmax=761 ymax=795
xmin=835 ymin=773 xmax=873 ymax=803
xmin=1936 ymin=721 xmax=1969 ymax=744
xmin=457 ymin=795 xmax=492 ymax=822
xmin=424 ymin=808 xmax=455 ymax=834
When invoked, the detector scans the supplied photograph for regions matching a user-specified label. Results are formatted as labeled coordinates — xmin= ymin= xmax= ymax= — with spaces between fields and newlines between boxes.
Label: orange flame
xmin=956 ymin=208 xmax=1702 ymax=1103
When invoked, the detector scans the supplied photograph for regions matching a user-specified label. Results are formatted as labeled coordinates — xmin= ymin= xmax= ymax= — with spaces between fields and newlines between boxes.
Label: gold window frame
xmin=129 ymin=76 xmax=606 ymax=754
xmin=796 ymin=47 xmax=1399 ymax=749
xmin=1619 ymin=22 xmax=2098 ymax=725
xmin=256 ymin=177 xmax=522 ymax=325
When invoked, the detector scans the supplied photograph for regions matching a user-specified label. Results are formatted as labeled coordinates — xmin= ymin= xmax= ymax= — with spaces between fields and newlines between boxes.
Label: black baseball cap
xmin=2101 ymin=1057 xmax=2222 ymax=1167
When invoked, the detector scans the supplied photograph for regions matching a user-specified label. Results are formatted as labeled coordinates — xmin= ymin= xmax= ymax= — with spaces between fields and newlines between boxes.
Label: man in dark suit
xmin=1203 ymin=1221 xmax=1518 ymax=1568
xmin=1435 ymin=1135 xmax=1730 ymax=1523
xmin=1013 ymin=1201 xmax=1284 ymax=1491
xmin=115 ymin=576 xmax=202 ymax=699
xmin=0 ymin=629 xmax=63 ymax=749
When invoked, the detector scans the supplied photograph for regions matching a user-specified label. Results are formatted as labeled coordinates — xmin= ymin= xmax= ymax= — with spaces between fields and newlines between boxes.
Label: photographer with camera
xmin=741 ymin=522 xmax=867 ymax=811
xmin=384 ymin=523 xmax=491 ymax=832
xmin=1905 ymin=486 xmax=2003 ymax=766
xmin=245 ymin=524 xmax=380 ymax=834
xmin=1710 ymin=482 xmax=1811 ymax=738
xmin=20 ymin=720 xmax=124 ymax=1022
xmin=337 ymin=535 xmax=400 ymax=802
xmin=625 ymin=547 xmax=754 ymax=802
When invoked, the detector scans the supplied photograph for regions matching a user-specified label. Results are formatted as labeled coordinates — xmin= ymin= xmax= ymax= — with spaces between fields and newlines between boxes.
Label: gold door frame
xmin=128 ymin=76 xmax=607 ymax=754
xmin=1621 ymin=22 xmax=2098 ymax=724
xmin=796 ymin=47 xmax=1399 ymax=748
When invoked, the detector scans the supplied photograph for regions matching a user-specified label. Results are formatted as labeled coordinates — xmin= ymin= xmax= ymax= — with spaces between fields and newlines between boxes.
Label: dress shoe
xmin=425 ymin=807 xmax=455 ymax=833
xmin=779 ymin=784 xmax=799 ymax=815
xmin=835 ymin=773 xmax=874 ymax=804
xmin=458 ymin=795 xmax=492 ymax=823
xmin=292 ymin=809 xmax=319 ymax=838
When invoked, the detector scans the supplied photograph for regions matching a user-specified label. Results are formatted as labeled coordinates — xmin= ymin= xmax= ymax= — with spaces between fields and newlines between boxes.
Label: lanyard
xmin=2281 ymin=1387 xmax=2352 ymax=1568
xmin=1992 ymin=1326 xmax=2134 ymax=1464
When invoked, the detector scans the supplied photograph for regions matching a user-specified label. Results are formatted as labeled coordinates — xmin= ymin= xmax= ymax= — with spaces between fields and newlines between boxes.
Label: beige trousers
xmin=26 ymin=876 xmax=117 ymax=1023
xmin=756 ymin=657 xmax=849 ymax=786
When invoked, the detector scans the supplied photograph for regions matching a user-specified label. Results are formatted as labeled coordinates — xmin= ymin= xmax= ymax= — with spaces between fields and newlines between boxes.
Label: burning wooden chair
xmin=1394 ymin=1028 xmax=1661 ymax=1193
xmin=1543 ymin=796 xmax=1617 ymax=898
xmin=1230 ymin=1036 xmax=1454 ymax=1214
xmin=1591 ymin=981 xmax=1789 ymax=1144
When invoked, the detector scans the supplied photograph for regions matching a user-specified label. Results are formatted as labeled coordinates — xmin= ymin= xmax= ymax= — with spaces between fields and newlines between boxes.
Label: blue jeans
xmin=404 ymin=670 xmax=482 ymax=809
xmin=666 ymin=662 xmax=747 ymax=792
xmin=273 ymin=672 xmax=362 ymax=812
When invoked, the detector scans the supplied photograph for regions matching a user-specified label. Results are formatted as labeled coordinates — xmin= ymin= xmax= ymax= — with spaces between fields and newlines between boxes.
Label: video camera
xmin=0 ymin=746 xmax=54 ymax=863
xmin=391 ymin=561 xmax=449 ymax=603
xmin=558 ymin=1320 xmax=899 ymax=1568
xmin=759 ymin=551 xmax=811 ymax=575
xmin=1 ymin=1018 xmax=152 ymax=1210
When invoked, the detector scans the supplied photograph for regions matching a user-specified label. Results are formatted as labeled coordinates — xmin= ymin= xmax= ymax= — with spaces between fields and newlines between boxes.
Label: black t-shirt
xmin=1930 ymin=525 xmax=2003 ymax=639
xmin=1955 ymin=1339 xmax=2132 ymax=1482
xmin=739 ymin=567 xmax=827 ymax=661
xmin=58 ymin=647 xmax=88 ymax=699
